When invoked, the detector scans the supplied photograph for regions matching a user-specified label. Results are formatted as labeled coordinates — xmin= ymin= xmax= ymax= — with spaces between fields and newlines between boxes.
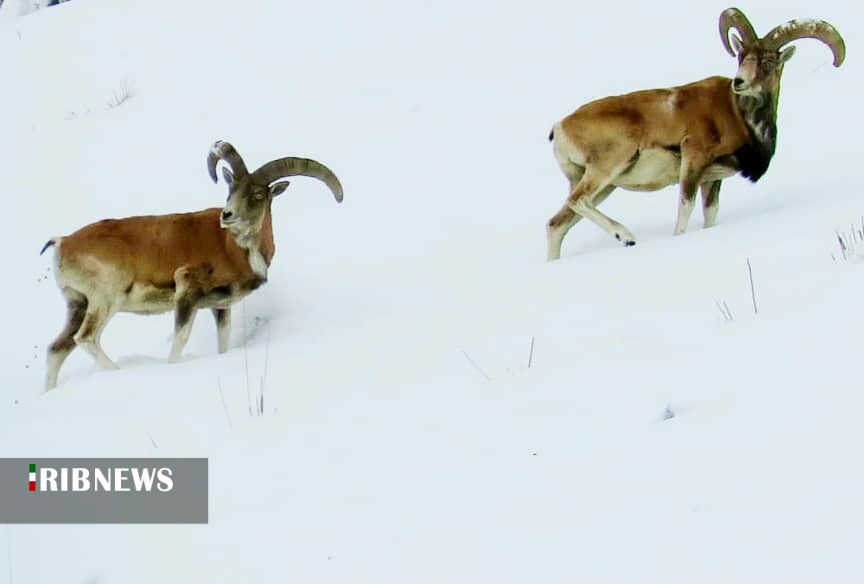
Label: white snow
xmin=0 ymin=0 xmax=862 ymax=582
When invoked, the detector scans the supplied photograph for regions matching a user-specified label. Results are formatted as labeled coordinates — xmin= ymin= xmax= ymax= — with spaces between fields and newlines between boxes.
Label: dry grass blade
xmin=217 ymin=379 xmax=233 ymax=428
xmin=462 ymin=350 xmax=491 ymax=382
xmin=746 ymin=258 xmax=758 ymax=315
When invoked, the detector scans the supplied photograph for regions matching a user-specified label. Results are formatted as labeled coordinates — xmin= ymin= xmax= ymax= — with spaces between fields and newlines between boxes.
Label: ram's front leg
xmin=701 ymin=180 xmax=722 ymax=228
xmin=674 ymin=151 xmax=710 ymax=236
xmin=170 ymin=297 xmax=201 ymax=362
xmin=169 ymin=265 xmax=208 ymax=362
xmin=212 ymin=308 xmax=231 ymax=354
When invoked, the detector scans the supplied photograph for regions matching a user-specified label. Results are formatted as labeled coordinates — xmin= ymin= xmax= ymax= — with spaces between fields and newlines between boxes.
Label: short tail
xmin=548 ymin=128 xmax=555 ymax=142
xmin=40 ymin=238 xmax=57 ymax=256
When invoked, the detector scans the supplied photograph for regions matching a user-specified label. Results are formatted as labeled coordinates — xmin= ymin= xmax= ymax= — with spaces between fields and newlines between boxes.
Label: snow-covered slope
xmin=1 ymin=0 xmax=862 ymax=582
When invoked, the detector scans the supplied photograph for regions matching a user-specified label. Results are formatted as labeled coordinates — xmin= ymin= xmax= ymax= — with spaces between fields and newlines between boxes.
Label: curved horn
xmin=762 ymin=19 xmax=846 ymax=67
xmin=252 ymin=157 xmax=343 ymax=203
xmin=719 ymin=7 xmax=759 ymax=57
xmin=206 ymin=141 xmax=249 ymax=183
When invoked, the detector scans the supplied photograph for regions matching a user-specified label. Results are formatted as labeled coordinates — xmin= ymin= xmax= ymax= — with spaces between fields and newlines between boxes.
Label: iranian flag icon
xmin=29 ymin=463 xmax=36 ymax=492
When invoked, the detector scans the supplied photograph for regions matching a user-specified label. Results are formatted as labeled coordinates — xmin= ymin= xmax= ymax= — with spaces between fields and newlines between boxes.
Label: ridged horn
xmin=762 ymin=19 xmax=846 ymax=67
xmin=719 ymin=7 xmax=759 ymax=57
xmin=207 ymin=141 xmax=249 ymax=183
xmin=252 ymin=157 xmax=343 ymax=203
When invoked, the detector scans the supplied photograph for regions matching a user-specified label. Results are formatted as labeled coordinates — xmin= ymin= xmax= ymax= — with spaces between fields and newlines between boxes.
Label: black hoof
xmin=615 ymin=233 xmax=636 ymax=246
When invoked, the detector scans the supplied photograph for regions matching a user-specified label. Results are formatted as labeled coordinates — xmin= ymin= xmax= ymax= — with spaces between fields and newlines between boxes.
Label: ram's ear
xmin=269 ymin=180 xmax=290 ymax=197
xmin=222 ymin=167 xmax=234 ymax=188
xmin=779 ymin=45 xmax=796 ymax=64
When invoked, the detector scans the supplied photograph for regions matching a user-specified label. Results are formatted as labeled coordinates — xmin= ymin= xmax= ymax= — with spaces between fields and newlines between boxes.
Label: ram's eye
xmin=762 ymin=61 xmax=775 ymax=72
xmin=254 ymin=192 xmax=265 ymax=201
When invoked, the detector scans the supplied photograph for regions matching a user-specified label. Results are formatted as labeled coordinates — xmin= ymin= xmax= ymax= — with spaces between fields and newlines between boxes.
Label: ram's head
xmin=207 ymin=141 xmax=343 ymax=238
xmin=719 ymin=8 xmax=845 ymax=100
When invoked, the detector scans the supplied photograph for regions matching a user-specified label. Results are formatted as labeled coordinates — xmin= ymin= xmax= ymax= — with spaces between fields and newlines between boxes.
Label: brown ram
xmin=42 ymin=141 xmax=343 ymax=390
xmin=546 ymin=7 xmax=845 ymax=260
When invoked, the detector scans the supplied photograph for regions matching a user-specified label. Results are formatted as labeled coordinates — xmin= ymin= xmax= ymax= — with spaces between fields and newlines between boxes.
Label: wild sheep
xmin=546 ymin=7 xmax=845 ymax=261
xmin=42 ymin=141 xmax=343 ymax=390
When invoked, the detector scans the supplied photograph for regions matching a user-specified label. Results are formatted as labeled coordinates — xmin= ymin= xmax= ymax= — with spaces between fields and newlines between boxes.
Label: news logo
xmin=2 ymin=458 xmax=207 ymax=524
xmin=27 ymin=463 xmax=174 ymax=493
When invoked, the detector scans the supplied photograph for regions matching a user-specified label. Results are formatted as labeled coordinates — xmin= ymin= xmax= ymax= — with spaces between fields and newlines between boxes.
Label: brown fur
xmin=42 ymin=201 xmax=278 ymax=390
xmin=42 ymin=139 xmax=348 ymax=390
xmin=546 ymin=73 xmax=782 ymax=261
xmin=58 ymin=207 xmax=273 ymax=291
xmin=547 ymin=10 xmax=844 ymax=261
xmin=559 ymin=77 xmax=750 ymax=163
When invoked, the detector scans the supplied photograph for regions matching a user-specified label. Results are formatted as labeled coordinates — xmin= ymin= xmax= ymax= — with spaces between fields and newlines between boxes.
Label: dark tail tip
xmin=40 ymin=239 xmax=55 ymax=256
xmin=548 ymin=129 xmax=554 ymax=142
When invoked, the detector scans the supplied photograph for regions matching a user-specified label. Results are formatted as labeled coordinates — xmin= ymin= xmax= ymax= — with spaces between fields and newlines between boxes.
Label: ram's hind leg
xmin=547 ymin=183 xmax=616 ymax=261
xmin=45 ymin=288 xmax=88 ymax=390
xmin=547 ymin=158 xmax=586 ymax=261
xmin=567 ymin=164 xmax=635 ymax=246
xmin=74 ymin=297 xmax=120 ymax=371
xmin=212 ymin=308 xmax=231 ymax=354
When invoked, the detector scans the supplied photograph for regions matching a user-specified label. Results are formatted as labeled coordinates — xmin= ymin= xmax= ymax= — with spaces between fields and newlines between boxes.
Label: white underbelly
xmin=615 ymin=149 xmax=739 ymax=192
xmin=121 ymin=283 xmax=175 ymax=314
xmin=120 ymin=282 xmax=246 ymax=315
xmin=615 ymin=149 xmax=681 ymax=191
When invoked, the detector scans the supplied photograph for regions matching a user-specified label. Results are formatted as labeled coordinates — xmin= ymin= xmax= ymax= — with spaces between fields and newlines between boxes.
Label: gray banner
xmin=0 ymin=458 xmax=208 ymax=524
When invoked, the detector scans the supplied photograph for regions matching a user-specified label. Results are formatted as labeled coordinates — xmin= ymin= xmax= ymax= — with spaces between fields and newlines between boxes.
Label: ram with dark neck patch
xmin=41 ymin=140 xmax=343 ymax=390
xmin=545 ymin=7 xmax=845 ymax=261
xmin=734 ymin=93 xmax=776 ymax=183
